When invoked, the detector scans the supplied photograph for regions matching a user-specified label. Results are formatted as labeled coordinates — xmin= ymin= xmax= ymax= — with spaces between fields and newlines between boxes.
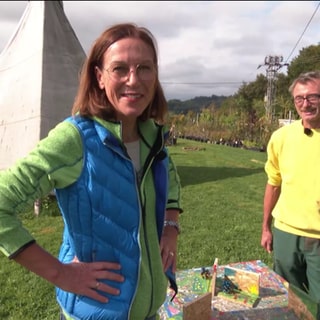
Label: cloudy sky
xmin=0 ymin=1 xmax=319 ymax=101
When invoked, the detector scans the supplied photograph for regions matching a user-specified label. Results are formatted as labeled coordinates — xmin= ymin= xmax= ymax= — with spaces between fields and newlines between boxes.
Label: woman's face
xmin=95 ymin=37 xmax=157 ymax=122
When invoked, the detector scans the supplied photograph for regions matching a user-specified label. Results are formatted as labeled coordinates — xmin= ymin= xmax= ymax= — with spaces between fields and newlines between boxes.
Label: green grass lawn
xmin=173 ymin=139 xmax=272 ymax=269
xmin=0 ymin=138 xmax=272 ymax=319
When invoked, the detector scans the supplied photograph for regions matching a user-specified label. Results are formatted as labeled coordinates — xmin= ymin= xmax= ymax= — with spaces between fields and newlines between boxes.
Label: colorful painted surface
xmin=223 ymin=266 xmax=260 ymax=295
xmin=158 ymin=260 xmax=299 ymax=320
xmin=217 ymin=266 xmax=260 ymax=307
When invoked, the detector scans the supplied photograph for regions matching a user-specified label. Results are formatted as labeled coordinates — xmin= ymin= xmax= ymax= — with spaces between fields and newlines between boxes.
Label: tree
xmin=287 ymin=44 xmax=320 ymax=83
xmin=166 ymin=43 xmax=320 ymax=148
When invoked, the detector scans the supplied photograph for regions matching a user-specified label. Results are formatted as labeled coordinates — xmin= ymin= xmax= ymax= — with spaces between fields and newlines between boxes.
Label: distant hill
xmin=167 ymin=94 xmax=229 ymax=113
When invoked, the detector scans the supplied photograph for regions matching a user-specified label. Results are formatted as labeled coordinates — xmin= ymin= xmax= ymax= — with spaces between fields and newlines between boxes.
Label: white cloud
xmin=0 ymin=0 xmax=319 ymax=100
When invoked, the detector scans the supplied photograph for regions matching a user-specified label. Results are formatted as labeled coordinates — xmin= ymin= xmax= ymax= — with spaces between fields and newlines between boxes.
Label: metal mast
xmin=258 ymin=55 xmax=288 ymax=122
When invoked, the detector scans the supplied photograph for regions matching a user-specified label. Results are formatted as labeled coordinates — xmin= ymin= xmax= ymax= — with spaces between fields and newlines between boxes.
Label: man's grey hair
xmin=289 ymin=70 xmax=320 ymax=94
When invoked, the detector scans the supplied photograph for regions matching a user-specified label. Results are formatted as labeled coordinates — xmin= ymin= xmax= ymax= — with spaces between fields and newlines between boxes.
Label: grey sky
xmin=0 ymin=1 xmax=319 ymax=100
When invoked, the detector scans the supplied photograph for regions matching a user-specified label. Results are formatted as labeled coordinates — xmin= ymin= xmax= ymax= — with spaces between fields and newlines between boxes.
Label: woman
xmin=0 ymin=23 xmax=182 ymax=320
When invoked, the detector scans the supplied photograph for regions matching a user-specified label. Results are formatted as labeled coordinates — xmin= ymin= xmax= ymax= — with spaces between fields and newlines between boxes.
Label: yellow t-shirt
xmin=265 ymin=119 xmax=320 ymax=237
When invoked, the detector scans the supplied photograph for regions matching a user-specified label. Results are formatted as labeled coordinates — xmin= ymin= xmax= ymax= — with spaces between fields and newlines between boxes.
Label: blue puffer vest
xmin=55 ymin=116 xmax=177 ymax=320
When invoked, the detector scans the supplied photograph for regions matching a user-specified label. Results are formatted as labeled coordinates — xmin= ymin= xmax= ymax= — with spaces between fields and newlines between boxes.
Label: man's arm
xmin=261 ymin=183 xmax=281 ymax=253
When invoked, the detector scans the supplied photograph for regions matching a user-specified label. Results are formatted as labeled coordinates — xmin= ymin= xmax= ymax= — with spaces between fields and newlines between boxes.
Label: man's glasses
xmin=294 ymin=94 xmax=320 ymax=106
xmin=104 ymin=63 xmax=156 ymax=82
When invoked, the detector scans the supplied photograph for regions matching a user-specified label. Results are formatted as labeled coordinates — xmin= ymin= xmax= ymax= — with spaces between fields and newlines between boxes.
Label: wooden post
xmin=183 ymin=292 xmax=212 ymax=320
xmin=34 ymin=199 xmax=41 ymax=216
xmin=211 ymin=258 xmax=218 ymax=298
xmin=288 ymin=284 xmax=318 ymax=320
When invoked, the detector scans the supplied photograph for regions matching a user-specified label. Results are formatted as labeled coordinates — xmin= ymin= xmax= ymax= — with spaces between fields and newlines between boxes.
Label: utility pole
xmin=257 ymin=55 xmax=288 ymax=122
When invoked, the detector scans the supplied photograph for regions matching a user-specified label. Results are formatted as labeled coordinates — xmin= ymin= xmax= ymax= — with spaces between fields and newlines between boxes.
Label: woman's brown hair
xmin=72 ymin=23 xmax=168 ymax=123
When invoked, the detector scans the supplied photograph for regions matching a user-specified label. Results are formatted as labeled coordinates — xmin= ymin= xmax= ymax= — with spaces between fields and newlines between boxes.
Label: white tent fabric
xmin=0 ymin=1 xmax=86 ymax=170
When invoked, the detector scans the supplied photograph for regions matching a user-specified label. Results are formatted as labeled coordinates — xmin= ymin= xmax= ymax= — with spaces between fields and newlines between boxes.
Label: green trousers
xmin=273 ymin=227 xmax=320 ymax=303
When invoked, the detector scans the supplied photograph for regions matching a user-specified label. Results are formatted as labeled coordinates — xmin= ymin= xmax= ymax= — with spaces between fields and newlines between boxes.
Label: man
xmin=261 ymin=71 xmax=320 ymax=306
